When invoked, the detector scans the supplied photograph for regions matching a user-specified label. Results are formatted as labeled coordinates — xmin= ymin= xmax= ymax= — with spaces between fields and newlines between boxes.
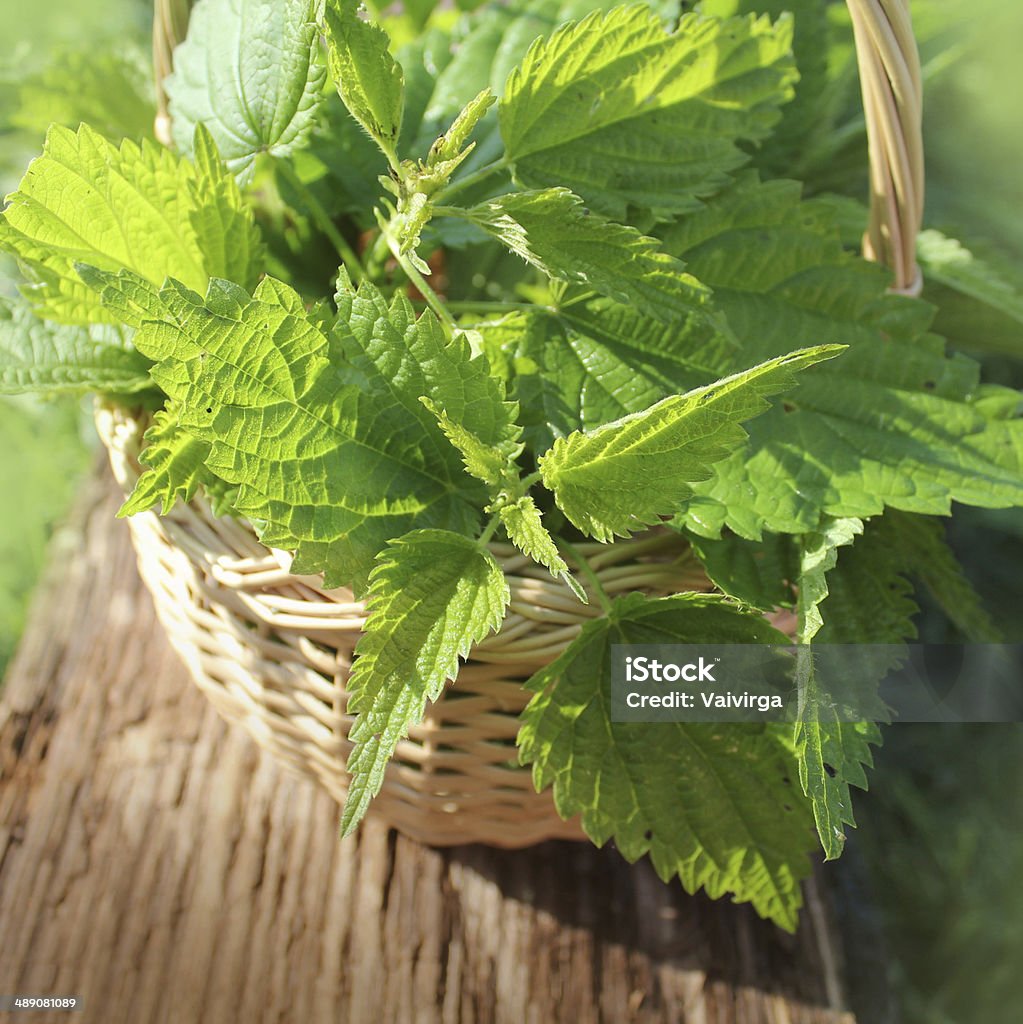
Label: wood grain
xmin=0 ymin=465 xmax=857 ymax=1024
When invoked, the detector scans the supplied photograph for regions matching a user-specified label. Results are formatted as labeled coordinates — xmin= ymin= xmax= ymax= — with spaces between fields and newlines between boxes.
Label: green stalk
xmin=436 ymin=157 xmax=510 ymax=204
xmin=413 ymin=300 xmax=539 ymax=315
xmin=406 ymin=261 xmax=454 ymax=332
xmin=276 ymin=160 xmax=366 ymax=283
xmin=477 ymin=512 xmax=503 ymax=547
xmin=387 ymin=241 xmax=455 ymax=334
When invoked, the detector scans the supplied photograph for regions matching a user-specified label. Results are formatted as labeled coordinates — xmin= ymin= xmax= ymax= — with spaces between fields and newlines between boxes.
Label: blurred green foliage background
xmin=0 ymin=2 xmax=1020 ymax=1021
xmin=0 ymin=0 xmax=151 ymax=669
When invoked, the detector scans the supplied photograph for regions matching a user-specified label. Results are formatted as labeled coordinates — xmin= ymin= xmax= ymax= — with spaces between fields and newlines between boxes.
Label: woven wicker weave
xmin=97 ymin=406 xmax=713 ymax=846
xmin=98 ymin=0 xmax=923 ymax=848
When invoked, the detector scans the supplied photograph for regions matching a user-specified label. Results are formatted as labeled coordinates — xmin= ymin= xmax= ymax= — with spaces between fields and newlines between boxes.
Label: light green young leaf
xmin=119 ymin=405 xmax=216 ymax=517
xmin=539 ymin=346 xmax=843 ymax=542
xmin=519 ymin=592 xmax=813 ymax=931
xmin=462 ymin=189 xmax=711 ymax=324
xmin=341 ymin=529 xmax=508 ymax=834
xmin=427 ymin=87 xmax=495 ymax=168
xmin=0 ymin=295 xmax=150 ymax=396
xmin=322 ymin=0 xmax=405 ymax=163
xmin=407 ymin=0 xmax=637 ymax=159
xmin=497 ymin=496 xmax=584 ymax=599
xmin=84 ymin=270 xmax=483 ymax=592
xmin=654 ymin=176 xmax=1023 ymax=539
xmin=0 ymin=123 xmax=263 ymax=325
xmin=189 ymin=126 xmax=268 ymax=290
xmin=420 ymin=396 xmax=522 ymax=490
xmin=500 ymin=5 xmax=797 ymax=219
xmin=167 ymin=0 xmax=326 ymax=182
xmin=386 ymin=89 xmax=498 ymax=272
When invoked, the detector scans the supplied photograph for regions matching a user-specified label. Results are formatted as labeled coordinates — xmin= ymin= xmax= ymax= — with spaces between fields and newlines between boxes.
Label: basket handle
xmin=846 ymin=0 xmax=924 ymax=296
xmin=152 ymin=0 xmax=192 ymax=148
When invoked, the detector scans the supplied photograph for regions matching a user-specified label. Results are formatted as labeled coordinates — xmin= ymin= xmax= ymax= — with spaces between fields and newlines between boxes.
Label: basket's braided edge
xmin=97 ymin=405 xmax=713 ymax=847
xmin=846 ymin=0 xmax=924 ymax=295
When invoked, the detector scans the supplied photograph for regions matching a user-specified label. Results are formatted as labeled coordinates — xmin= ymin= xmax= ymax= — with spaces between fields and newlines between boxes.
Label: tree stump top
xmin=0 ymin=466 xmax=858 ymax=1024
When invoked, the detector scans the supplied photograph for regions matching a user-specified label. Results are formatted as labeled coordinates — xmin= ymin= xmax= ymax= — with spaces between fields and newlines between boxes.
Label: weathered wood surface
xmin=0 ymin=464 xmax=858 ymax=1024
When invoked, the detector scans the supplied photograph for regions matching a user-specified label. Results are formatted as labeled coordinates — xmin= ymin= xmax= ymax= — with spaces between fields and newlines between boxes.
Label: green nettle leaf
xmin=421 ymin=395 xmax=522 ymax=491
xmin=793 ymin=516 xmax=866 ymax=861
xmin=655 ymin=176 xmax=1023 ymax=539
xmin=689 ymin=531 xmax=799 ymax=611
xmin=322 ymin=0 xmax=405 ymax=162
xmin=463 ymin=189 xmax=712 ymax=325
xmin=796 ymin=517 xmax=863 ymax=646
xmin=918 ymin=229 xmax=1023 ymax=328
xmin=83 ymin=269 xmax=484 ymax=592
xmin=167 ymin=0 xmax=327 ymax=182
xmin=0 ymin=123 xmax=263 ymax=325
xmin=878 ymin=511 xmax=1000 ymax=643
xmin=499 ymin=5 xmax=797 ymax=219
xmin=427 ymin=87 xmax=495 ymax=168
xmin=696 ymin=0 xmax=832 ymax=177
xmin=518 ymin=592 xmax=813 ymax=931
xmin=119 ymin=405 xmax=217 ymax=517
xmin=497 ymin=496 xmax=584 ymax=599
xmin=405 ymin=0 xmax=626 ymax=160
xmin=539 ymin=346 xmax=843 ymax=542
xmin=918 ymin=228 xmax=1023 ymax=358
xmin=792 ymin=515 xmax=930 ymax=860
xmin=10 ymin=48 xmax=155 ymax=142
xmin=484 ymin=301 xmax=733 ymax=454
xmin=0 ymin=296 xmax=150 ymax=396
xmin=341 ymin=529 xmax=509 ymax=834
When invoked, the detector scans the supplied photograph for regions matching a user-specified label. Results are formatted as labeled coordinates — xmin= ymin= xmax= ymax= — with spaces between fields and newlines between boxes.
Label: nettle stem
xmin=436 ymin=157 xmax=510 ymax=204
xmin=377 ymin=209 xmax=456 ymax=334
xmin=277 ymin=160 xmax=365 ymax=283
xmin=477 ymin=512 xmax=502 ymax=547
xmin=397 ymin=252 xmax=455 ymax=333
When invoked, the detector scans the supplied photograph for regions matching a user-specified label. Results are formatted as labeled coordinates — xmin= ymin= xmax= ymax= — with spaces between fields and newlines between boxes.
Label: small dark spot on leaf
xmin=824 ymin=763 xmax=837 ymax=778
xmin=206 ymin=407 xmax=213 ymax=414
xmin=923 ymin=379 xmax=936 ymax=390
xmin=782 ymin=400 xmax=795 ymax=413
xmin=643 ymin=830 xmax=653 ymax=841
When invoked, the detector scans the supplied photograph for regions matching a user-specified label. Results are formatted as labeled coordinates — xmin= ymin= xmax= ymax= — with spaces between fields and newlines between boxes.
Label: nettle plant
xmin=1 ymin=0 xmax=1019 ymax=930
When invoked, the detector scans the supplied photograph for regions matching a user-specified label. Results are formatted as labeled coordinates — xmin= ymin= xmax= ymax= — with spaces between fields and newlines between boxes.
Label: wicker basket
xmin=97 ymin=406 xmax=714 ymax=846
xmin=102 ymin=0 xmax=924 ymax=848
